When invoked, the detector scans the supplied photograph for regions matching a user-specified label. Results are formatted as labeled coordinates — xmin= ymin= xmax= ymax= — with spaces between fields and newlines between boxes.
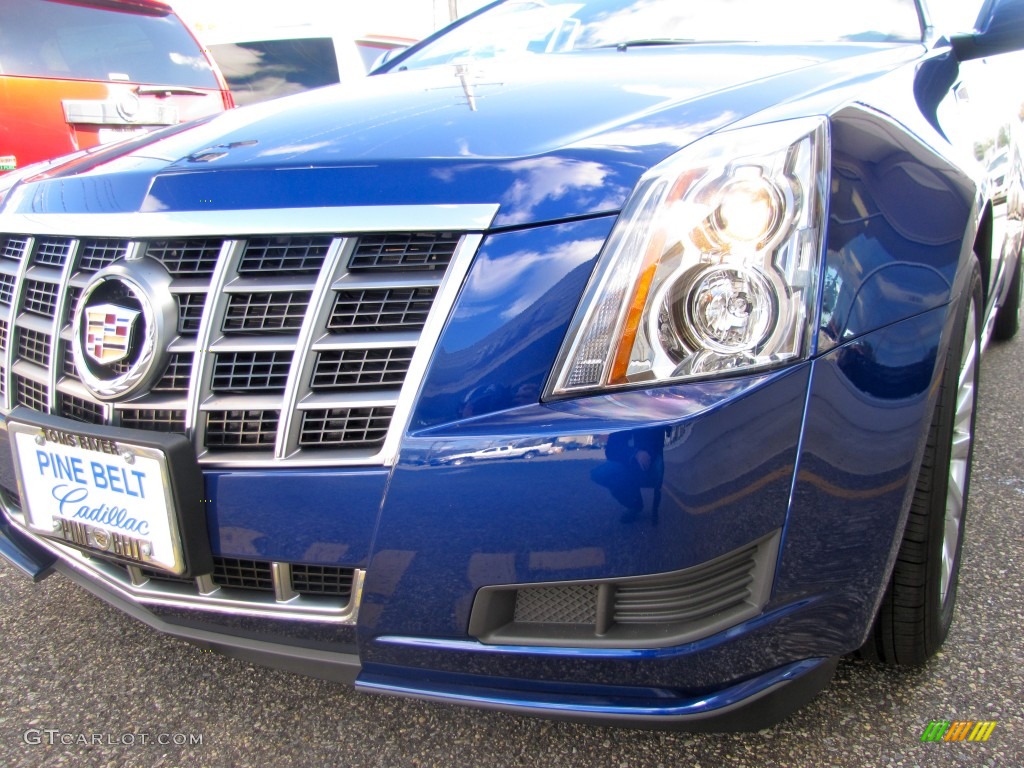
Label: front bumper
xmin=0 ymin=304 xmax=946 ymax=728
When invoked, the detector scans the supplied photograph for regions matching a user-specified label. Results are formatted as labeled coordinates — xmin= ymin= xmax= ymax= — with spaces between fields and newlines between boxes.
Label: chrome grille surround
xmin=0 ymin=205 xmax=496 ymax=468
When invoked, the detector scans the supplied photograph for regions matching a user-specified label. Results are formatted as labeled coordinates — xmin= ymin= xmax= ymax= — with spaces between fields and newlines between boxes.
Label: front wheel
xmin=859 ymin=259 xmax=982 ymax=665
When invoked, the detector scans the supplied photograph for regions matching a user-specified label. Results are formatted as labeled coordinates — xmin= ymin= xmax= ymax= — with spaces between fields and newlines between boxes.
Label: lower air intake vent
xmin=469 ymin=531 xmax=780 ymax=649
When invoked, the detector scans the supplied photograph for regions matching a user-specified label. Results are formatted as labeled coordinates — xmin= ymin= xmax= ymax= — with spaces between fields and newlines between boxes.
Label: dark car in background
xmin=0 ymin=0 xmax=232 ymax=174
xmin=0 ymin=0 xmax=1021 ymax=731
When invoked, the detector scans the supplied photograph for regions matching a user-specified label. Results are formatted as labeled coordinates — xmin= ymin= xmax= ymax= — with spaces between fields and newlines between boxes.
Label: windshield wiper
xmin=595 ymin=39 xmax=747 ymax=51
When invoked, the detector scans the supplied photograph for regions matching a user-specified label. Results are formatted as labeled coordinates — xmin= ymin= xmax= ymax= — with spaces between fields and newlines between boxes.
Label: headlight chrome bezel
xmin=547 ymin=116 xmax=830 ymax=398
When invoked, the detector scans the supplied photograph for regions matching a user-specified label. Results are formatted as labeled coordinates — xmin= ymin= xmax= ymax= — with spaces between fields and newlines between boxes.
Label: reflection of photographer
xmin=591 ymin=428 xmax=666 ymax=522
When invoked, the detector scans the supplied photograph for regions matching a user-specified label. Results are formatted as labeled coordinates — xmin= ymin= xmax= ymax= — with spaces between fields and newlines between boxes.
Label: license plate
xmin=8 ymin=419 xmax=189 ymax=575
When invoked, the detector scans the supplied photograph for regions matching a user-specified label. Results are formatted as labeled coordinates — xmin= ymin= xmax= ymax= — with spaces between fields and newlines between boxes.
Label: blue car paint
xmin=1 ymin=0 xmax=1023 ymax=729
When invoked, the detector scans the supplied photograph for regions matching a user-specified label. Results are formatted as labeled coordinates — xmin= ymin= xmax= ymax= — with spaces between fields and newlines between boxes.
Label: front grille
xmin=0 ymin=209 xmax=488 ymax=466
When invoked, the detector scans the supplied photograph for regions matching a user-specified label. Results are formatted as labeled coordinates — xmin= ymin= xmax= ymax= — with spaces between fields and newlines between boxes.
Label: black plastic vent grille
xmin=33 ymin=238 xmax=72 ymax=267
xmin=212 ymin=351 xmax=293 ymax=392
xmin=0 ymin=274 xmax=15 ymax=305
xmin=1 ymin=236 xmax=29 ymax=261
xmin=206 ymin=410 xmax=280 ymax=449
xmin=79 ymin=239 xmax=129 ymax=271
xmin=472 ymin=532 xmax=781 ymax=649
xmin=329 ymin=287 xmax=437 ymax=332
xmin=152 ymin=353 xmax=193 ymax=393
xmin=239 ymin=236 xmax=331 ymax=274
xmin=299 ymin=407 xmax=393 ymax=448
xmin=176 ymin=293 xmax=206 ymax=334
xmin=59 ymin=393 xmax=106 ymax=424
xmin=119 ymin=409 xmax=187 ymax=434
xmin=22 ymin=279 xmax=58 ymax=316
xmin=213 ymin=557 xmax=274 ymax=590
xmin=15 ymin=376 xmax=48 ymax=411
xmin=224 ymin=291 xmax=310 ymax=333
xmin=311 ymin=348 xmax=413 ymax=390
xmin=349 ymin=233 xmax=458 ymax=271
xmin=291 ymin=564 xmax=355 ymax=596
xmin=146 ymin=239 xmax=223 ymax=277
xmin=18 ymin=328 xmax=50 ymax=367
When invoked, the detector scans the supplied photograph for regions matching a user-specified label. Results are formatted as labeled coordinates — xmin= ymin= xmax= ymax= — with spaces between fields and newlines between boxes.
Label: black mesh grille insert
xmin=350 ymin=233 xmax=458 ymax=271
xmin=2 ymin=235 xmax=30 ymax=261
xmin=0 ymin=274 xmax=15 ymax=305
xmin=298 ymin=407 xmax=393 ymax=448
xmin=515 ymin=585 xmax=599 ymax=624
xmin=239 ymin=235 xmax=331 ymax=274
xmin=146 ymin=239 xmax=223 ymax=277
xmin=119 ymin=409 xmax=187 ymax=434
xmin=78 ymin=239 xmax=129 ymax=271
xmin=213 ymin=557 xmax=274 ymax=590
xmin=33 ymin=237 xmax=72 ymax=267
xmin=22 ymin=279 xmax=58 ymax=315
xmin=177 ymin=293 xmax=206 ymax=334
xmin=311 ymin=348 xmax=413 ymax=390
xmin=15 ymin=376 xmax=48 ymax=411
xmin=212 ymin=351 xmax=293 ymax=392
xmin=206 ymin=410 xmax=279 ymax=449
xmin=18 ymin=328 xmax=50 ymax=367
xmin=328 ymin=287 xmax=437 ymax=333
xmin=152 ymin=353 xmax=193 ymax=393
xmin=291 ymin=564 xmax=354 ymax=597
xmin=58 ymin=393 xmax=106 ymax=424
xmin=223 ymin=291 xmax=310 ymax=333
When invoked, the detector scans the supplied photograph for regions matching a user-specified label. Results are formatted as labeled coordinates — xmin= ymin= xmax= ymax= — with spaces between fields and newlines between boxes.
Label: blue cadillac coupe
xmin=0 ymin=0 xmax=1021 ymax=729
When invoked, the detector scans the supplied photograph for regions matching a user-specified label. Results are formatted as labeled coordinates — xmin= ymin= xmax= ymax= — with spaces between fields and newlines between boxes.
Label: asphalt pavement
xmin=1 ymin=330 xmax=1022 ymax=768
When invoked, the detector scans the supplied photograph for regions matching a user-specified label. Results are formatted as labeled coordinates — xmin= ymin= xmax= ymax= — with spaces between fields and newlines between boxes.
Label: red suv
xmin=0 ymin=0 xmax=233 ymax=174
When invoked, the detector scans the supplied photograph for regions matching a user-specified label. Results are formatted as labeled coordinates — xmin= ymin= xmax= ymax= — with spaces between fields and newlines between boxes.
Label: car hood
xmin=7 ymin=44 xmax=922 ymax=227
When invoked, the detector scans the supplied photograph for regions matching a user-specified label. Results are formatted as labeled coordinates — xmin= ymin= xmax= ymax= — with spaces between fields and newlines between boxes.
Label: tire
xmin=993 ymin=252 xmax=1021 ymax=341
xmin=859 ymin=259 xmax=982 ymax=665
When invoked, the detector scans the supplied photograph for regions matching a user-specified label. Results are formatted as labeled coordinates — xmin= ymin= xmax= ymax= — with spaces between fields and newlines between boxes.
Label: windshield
xmin=396 ymin=0 xmax=923 ymax=70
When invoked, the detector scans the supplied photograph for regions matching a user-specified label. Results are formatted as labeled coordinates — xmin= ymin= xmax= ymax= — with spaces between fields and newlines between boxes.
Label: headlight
xmin=548 ymin=117 xmax=828 ymax=395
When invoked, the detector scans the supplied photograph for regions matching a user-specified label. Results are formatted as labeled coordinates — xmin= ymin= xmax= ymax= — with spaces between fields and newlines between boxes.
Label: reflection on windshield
xmin=397 ymin=0 xmax=923 ymax=70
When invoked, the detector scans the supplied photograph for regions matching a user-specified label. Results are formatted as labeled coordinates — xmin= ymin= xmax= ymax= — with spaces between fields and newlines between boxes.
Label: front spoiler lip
xmin=356 ymin=656 xmax=839 ymax=731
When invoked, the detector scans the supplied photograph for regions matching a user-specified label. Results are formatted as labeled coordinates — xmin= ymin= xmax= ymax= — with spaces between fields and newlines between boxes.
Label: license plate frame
xmin=6 ymin=407 xmax=211 ymax=577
